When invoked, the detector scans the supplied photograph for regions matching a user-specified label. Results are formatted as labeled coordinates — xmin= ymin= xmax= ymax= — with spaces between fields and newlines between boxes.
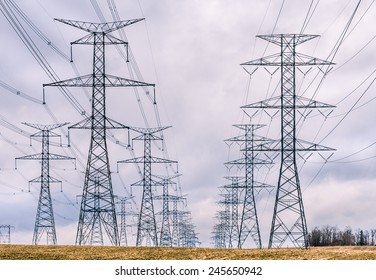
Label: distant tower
xmin=154 ymin=175 xmax=180 ymax=247
xmin=171 ymin=197 xmax=186 ymax=247
xmin=225 ymin=124 xmax=273 ymax=248
xmin=179 ymin=217 xmax=199 ymax=247
xmin=0 ymin=225 xmax=14 ymax=244
xmin=118 ymin=196 xmax=133 ymax=246
xmin=16 ymin=123 xmax=73 ymax=245
xmin=222 ymin=176 xmax=241 ymax=248
xmin=43 ymin=19 xmax=155 ymax=245
xmin=215 ymin=191 xmax=231 ymax=248
xmin=118 ymin=127 xmax=177 ymax=246
xmin=241 ymin=34 xmax=335 ymax=248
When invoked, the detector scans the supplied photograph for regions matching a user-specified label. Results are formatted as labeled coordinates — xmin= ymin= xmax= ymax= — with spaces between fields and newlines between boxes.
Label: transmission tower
xmin=43 ymin=19 xmax=155 ymax=245
xmin=154 ymin=175 xmax=181 ymax=247
xmin=216 ymin=191 xmax=231 ymax=248
xmin=222 ymin=176 xmax=241 ymax=248
xmin=212 ymin=223 xmax=226 ymax=248
xmin=170 ymin=196 xmax=187 ymax=247
xmin=225 ymin=124 xmax=274 ymax=248
xmin=0 ymin=225 xmax=14 ymax=244
xmin=179 ymin=219 xmax=199 ymax=248
xmin=118 ymin=127 xmax=177 ymax=246
xmin=15 ymin=123 xmax=74 ymax=245
xmin=117 ymin=196 xmax=134 ymax=246
xmin=241 ymin=34 xmax=335 ymax=248
xmin=213 ymin=178 xmax=241 ymax=248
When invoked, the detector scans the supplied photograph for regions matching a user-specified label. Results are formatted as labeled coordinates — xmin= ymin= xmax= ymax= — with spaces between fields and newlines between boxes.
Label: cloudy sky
xmin=0 ymin=0 xmax=376 ymax=248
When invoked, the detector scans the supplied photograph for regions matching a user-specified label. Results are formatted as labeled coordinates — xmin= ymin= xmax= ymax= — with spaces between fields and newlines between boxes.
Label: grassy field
xmin=1 ymin=245 xmax=376 ymax=260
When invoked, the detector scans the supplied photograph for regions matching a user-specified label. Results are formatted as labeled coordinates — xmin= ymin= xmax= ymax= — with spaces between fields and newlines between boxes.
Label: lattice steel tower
xmin=118 ymin=127 xmax=177 ymax=246
xmin=154 ymin=175 xmax=180 ymax=247
xmin=16 ymin=123 xmax=73 ymax=245
xmin=0 ymin=225 xmax=14 ymax=244
xmin=242 ymin=34 xmax=334 ymax=248
xmin=43 ymin=19 xmax=154 ymax=245
xmin=225 ymin=124 xmax=273 ymax=248
xmin=215 ymin=191 xmax=231 ymax=248
xmin=118 ymin=196 xmax=133 ymax=246
xmin=223 ymin=177 xmax=241 ymax=248
xmin=171 ymin=196 xmax=187 ymax=247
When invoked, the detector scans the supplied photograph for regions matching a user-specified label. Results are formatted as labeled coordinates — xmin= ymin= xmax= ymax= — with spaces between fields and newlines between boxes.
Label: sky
xmin=1 ymin=0 xmax=376 ymax=248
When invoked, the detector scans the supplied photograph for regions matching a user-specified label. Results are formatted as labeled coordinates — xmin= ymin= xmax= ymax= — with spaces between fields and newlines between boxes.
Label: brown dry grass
xmin=1 ymin=245 xmax=376 ymax=260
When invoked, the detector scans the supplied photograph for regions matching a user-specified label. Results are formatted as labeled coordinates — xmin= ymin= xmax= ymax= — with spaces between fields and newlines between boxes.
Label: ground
xmin=1 ymin=245 xmax=376 ymax=260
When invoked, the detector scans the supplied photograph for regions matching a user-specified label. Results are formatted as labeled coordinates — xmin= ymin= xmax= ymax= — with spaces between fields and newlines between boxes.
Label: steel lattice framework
xmin=225 ymin=124 xmax=274 ymax=248
xmin=241 ymin=34 xmax=335 ymax=248
xmin=153 ymin=175 xmax=181 ymax=247
xmin=171 ymin=197 xmax=187 ymax=247
xmin=118 ymin=127 xmax=177 ymax=246
xmin=217 ymin=191 xmax=231 ymax=248
xmin=43 ymin=19 xmax=154 ymax=245
xmin=179 ymin=219 xmax=199 ymax=247
xmin=0 ymin=225 xmax=14 ymax=244
xmin=118 ymin=196 xmax=133 ymax=246
xmin=223 ymin=177 xmax=241 ymax=248
xmin=16 ymin=123 xmax=73 ymax=245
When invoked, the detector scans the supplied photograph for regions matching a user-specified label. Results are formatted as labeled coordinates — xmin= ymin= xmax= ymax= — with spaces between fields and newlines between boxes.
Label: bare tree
xmin=309 ymin=227 xmax=322 ymax=246
xmin=341 ymin=226 xmax=355 ymax=246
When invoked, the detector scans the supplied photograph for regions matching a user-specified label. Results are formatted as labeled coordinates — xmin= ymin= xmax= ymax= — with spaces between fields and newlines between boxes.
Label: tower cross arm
xmin=130 ymin=178 xmax=164 ymax=187
xmin=241 ymin=54 xmax=281 ymax=66
xmin=241 ymin=96 xmax=281 ymax=109
xmin=43 ymin=74 xmax=155 ymax=88
xmin=241 ymin=95 xmax=335 ymax=109
xmin=152 ymin=173 xmax=181 ymax=182
xmin=295 ymin=53 xmax=335 ymax=66
xmin=118 ymin=156 xmax=177 ymax=164
xmin=71 ymin=34 xmax=128 ymax=45
xmin=54 ymin=18 xmax=145 ymax=34
xmin=225 ymin=134 xmax=273 ymax=143
xmin=242 ymin=53 xmax=334 ymax=67
xmin=105 ymin=74 xmax=155 ymax=87
xmin=225 ymin=157 xmax=273 ymax=166
xmin=257 ymin=34 xmax=319 ymax=46
xmin=16 ymin=153 xmax=74 ymax=161
xmin=23 ymin=122 xmax=69 ymax=131
xmin=295 ymin=139 xmax=335 ymax=152
xmin=129 ymin=126 xmax=171 ymax=135
xmin=29 ymin=175 xmax=62 ymax=184
xmin=68 ymin=117 xmax=130 ymax=130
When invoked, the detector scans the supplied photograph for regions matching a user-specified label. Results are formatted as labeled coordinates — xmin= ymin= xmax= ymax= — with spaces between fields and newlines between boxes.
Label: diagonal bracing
xmin=43 ymin=19 xmax=155 ymax=245
xmin=225 ymin=124 xmax=274 ymax=248
xmin=118 ymin=127 xmax=177 ymax=246
xmin=15 ymin=122 xmax=74 ymax=245
xmin=241 ymin=34 xmax=335 ymax=248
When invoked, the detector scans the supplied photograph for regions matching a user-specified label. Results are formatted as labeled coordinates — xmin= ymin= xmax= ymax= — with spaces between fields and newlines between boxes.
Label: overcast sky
xmin=1 ymin=0 xmax=376 ymax=248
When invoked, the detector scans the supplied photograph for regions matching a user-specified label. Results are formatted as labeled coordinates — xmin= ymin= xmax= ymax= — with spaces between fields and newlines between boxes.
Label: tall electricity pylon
xmin=215 ymin=191 xmax=231 ymax=248
xmin=16 ymin=123 xmax=74 ymax=245
xmin=118 ymin=196 xmax=133 ymax=246
xmin=43 ymin=19 xmax=155 ymax=245
xmin=154 ymin=175 xmax=181 ymax=247
xmin=225 ymin=124 xmax=274 ymax=248
xmin=242 ymin=34 xmax=335 ymax=248
xmin=179 ymin=218 xmax=199 ymax=247
xmin=222 ymin=176 xmax=241 ymax=248
xmin=171 ymin=197 xmax=187 ymax=247
xmin=118 ymin=127 xmax=177 ymax=246
xmin=0 ymin=225 xmax=14 ymax=244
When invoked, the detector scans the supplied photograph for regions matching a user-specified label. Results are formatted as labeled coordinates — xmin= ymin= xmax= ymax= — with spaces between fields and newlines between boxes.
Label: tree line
xmin=309 ymin=225 xmax=376 ymax=246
